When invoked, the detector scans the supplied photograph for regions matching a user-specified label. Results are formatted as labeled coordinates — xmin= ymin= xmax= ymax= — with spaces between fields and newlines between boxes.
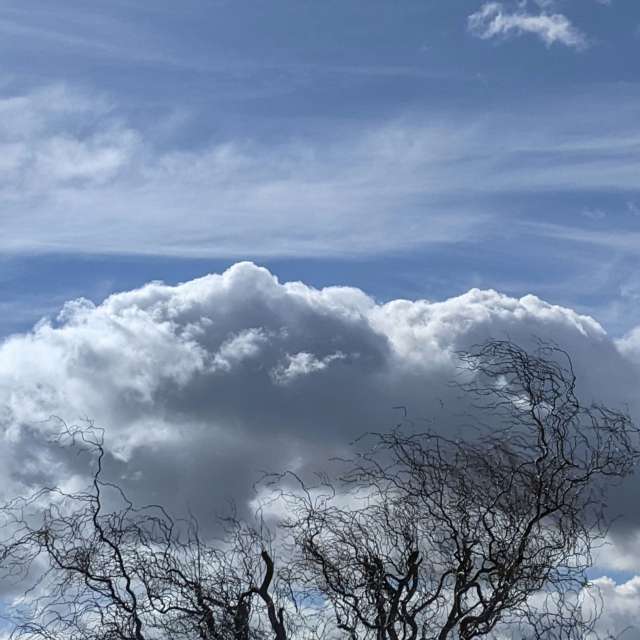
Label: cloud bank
xmin=1 ymin=262 xmax=640 ymax=632
xmin=0 ymin=261 xmax=635 ymax=509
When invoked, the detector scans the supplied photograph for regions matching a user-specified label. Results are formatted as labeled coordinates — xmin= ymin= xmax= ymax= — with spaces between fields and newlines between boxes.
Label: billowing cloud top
xmin=0 ymin=262 xmax=631 ymax=504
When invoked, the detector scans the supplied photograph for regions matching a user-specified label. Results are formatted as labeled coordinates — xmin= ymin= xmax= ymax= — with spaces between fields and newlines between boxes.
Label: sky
xmin=2 ymin=0 xmax=640 ymax=636
xmin=0 ymin=0 xmax=640 ymax=337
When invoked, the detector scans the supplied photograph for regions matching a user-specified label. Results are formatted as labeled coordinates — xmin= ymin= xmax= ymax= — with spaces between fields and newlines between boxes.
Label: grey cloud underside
xmin=2 ymin=262 xmax=640 ymax=632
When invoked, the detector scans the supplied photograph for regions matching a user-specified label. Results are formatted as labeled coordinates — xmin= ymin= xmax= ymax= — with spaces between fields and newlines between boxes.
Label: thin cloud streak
xmin=0 ymin=84 xmax=639 ymax=258
xmin=523 ymin=222 xmax=640 ymax=252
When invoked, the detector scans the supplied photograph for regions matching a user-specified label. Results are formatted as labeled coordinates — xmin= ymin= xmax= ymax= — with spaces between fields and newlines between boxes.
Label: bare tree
xmin=0 ymin=427 xmax=290 ymax=640
xmin=0 ymin=340 xmax=637 ymax=639
xmin=276 ymin=340 xmax=638 ymax=639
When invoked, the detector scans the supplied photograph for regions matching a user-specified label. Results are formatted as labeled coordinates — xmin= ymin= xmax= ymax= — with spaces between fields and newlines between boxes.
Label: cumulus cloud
xmin=0 ymin=262 xmax=639 ymax=630
xmin=595 ymin=533 xmax=640 ymax=577
xmin=588 ymin=577 xmax=640 ymax=639
xmin=468 ymin=2 xmax=588 ymax=49
xmin=0 ymin=261 xmax=636 ymax=513
xmin=616 ymin=326 xmax=640 ymax=363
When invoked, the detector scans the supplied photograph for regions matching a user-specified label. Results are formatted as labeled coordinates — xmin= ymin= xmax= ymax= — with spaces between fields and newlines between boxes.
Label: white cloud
xmin=594 ymin=533 xmax=640 ymax=575
xmin=0 ymin=261 xmax=634 ymax=510
xmin=211 ymin=328 xmax=269 ymax=372
xmin=0 ymin=262 xmax=639 ymax=628
xmin=588 ymin=577 xmax=640 ymax=639
xmin=271 ymin=351 xmax=347 ymax=385
xmin=468 ymin=2 xmax=588 ymax=49
xmin=0 ymin=85 xmax=483 ymax=258
xmin=1 ymin=83 xmax=640 ymax=258
xmin=0 ymin=85 xmax=134 ymax=186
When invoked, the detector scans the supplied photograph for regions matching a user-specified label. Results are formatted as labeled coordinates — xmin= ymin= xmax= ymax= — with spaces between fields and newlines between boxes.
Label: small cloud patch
xmin=271 ymin=351 xmax=347 ymax=385
xmin=468 ymin=2 xmax=588 ymax=50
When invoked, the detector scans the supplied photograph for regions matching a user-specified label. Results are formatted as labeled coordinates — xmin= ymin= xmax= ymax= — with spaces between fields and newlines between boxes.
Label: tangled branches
xmin=0 ymin=340 xmax=637 ymax=640
xmin=0 ymin=427 xmax=289 ymax=640
xmin=278 ymin=341 xmax=638 ymax=639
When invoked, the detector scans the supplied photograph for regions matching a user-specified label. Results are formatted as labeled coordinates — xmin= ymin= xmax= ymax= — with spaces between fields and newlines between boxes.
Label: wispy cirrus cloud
xmin=1 ymin=82 xmax=640 ymax=259
xmin=468 ymin=2 xmax=588 ymax=50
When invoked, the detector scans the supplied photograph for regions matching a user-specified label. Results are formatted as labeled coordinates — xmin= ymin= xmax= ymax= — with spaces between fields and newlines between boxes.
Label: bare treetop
xmin=1 ymin=340 xmax=637 ymax=640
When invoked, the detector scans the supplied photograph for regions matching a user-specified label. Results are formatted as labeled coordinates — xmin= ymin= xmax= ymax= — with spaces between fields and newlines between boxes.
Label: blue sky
xmin=1 ymin=0 xmax=640 ymax=337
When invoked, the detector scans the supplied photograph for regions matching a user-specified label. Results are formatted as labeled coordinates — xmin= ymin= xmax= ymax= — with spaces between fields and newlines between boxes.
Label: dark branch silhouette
xmin=0 ymin=340 xmax=637 ymax=639
xmin=0 ymin=426 xmax=289 ymax=640
xmin=276 ymin=340 xmax=638 ymax=639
